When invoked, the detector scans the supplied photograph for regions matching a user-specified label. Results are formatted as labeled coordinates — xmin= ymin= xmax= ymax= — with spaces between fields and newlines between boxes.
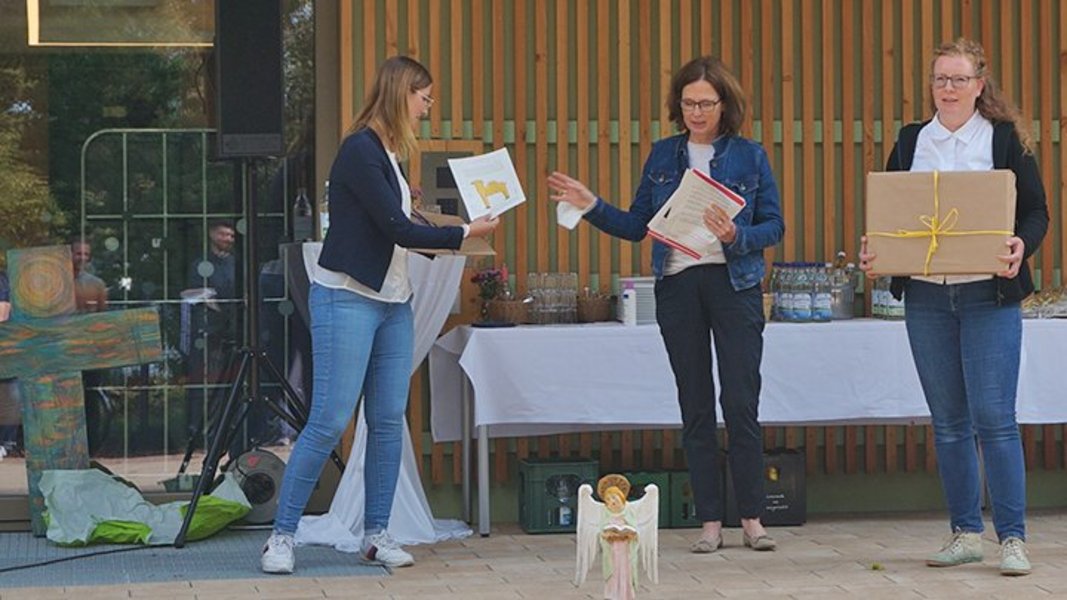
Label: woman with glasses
xmin=547 ymin=56 xmax=784 ymax=553
xmin=860 ymin=39 xmax=1048 ymax=576
xmin=261 ymin=56 xmax=499 ymax=574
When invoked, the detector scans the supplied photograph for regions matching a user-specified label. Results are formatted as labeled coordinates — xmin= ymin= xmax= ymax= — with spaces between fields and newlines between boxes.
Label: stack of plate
xmin=618 ymin=276 xmax=657 ymax=325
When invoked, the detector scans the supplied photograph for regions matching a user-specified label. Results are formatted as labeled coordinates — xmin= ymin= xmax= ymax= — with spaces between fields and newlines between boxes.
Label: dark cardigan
xmin=318 ymin=127 xmax=464 ymax=292
xmin=885 ymin=120 xmax=1049 ymax=304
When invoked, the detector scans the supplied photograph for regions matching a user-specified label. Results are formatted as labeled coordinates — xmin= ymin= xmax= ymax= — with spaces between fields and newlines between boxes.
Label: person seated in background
xmin=71 ymin=237 xmax=108 ymax=313
xmin=184 ymin=221 xmax=239 ymax=450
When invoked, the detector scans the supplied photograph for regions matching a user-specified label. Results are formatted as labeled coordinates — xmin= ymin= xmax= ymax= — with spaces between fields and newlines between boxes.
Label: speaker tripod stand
xmin=174 ymin=159 xmax=345 ymax=548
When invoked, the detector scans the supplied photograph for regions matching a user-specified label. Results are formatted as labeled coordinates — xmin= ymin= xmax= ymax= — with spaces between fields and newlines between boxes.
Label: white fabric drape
xmin=295 ymin=245 xmax=471 ymax=550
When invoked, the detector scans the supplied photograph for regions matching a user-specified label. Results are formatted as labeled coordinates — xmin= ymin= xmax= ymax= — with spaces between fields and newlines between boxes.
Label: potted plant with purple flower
xmin=470 ymin=264 xmax=525 ymax=325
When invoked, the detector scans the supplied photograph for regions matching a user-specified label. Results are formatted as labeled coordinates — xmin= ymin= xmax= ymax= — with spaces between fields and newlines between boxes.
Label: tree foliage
xmin=0 ymin=63 xmax=67 ymax=269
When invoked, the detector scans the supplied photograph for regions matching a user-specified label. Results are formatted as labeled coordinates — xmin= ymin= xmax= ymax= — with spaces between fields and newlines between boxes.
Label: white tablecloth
xmin=430 ymin=319 xmax=1067 ymax=442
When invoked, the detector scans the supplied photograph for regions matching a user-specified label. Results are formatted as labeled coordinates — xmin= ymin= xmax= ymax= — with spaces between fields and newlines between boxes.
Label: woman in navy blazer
xmin=262 ymin=56 xmax=498 ymax=574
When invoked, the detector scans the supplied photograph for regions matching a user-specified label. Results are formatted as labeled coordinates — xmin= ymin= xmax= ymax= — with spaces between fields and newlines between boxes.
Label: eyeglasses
xmin=680 ymin=98 xmax=722 ymax=113
xmin=931 ymin=74 xmax=978 ymax=89
xmin=418 ymin=92 xmax=436 ymax=108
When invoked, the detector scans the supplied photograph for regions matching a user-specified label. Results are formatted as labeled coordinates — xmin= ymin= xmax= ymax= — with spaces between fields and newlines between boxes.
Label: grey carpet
xmin=0 ymin=528 xmax=388 ymax=587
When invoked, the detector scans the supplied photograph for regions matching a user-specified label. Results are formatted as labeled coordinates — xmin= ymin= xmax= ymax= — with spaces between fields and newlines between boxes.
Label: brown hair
xmin=667 ymin=56 xmax=747 ymax=139
xmin=348 ymin=56 xmax=432 ymax=160
xmin=929 ymin=38 xmax=1033 ymax=153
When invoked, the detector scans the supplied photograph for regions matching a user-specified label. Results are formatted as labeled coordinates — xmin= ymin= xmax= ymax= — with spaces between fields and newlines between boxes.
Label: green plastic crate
xmin=667 ymin=451 xmax=729 ymax=528
xmin=621 ymin=471 xmax=670 ymax=528
xmin=518 ymin=458 xmax=599 ymax=534
xmin=668 ymin=470 xmax=701 ymax=528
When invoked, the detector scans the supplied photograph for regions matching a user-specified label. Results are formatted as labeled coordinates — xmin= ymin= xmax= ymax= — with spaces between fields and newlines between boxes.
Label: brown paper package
xmin=865 ymin=170 xmax=1016 ymax=276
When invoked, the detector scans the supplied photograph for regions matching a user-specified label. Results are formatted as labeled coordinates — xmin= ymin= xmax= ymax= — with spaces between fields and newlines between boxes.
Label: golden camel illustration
xmin=471 ymin=179 xmax=510 ymax=209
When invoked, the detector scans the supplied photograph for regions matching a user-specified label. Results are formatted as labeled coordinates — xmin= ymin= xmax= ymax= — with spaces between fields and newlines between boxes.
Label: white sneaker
xmin=361 ymin=531 xmax=414 ymax=567
xmin=261 ymin=533 xmax=295 ymax=574
xmin=926 ymin=531 xmax=983 ymax=567
xmin=1000 ymin=537 xmax=1031 ymax=576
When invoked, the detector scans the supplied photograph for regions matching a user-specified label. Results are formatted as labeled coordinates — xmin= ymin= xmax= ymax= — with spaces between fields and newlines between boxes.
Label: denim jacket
xmin=584 ymin=133 xmax=785 ymax=290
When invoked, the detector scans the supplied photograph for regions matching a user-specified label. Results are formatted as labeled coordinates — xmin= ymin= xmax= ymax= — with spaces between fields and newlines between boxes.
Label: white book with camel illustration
xmin=447 ymin=147 xmax=526 ymax=219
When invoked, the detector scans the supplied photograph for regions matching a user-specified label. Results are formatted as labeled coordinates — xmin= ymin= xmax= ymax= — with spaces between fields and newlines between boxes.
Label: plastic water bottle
xmin=556 ymin=478 xmax=572 ymax=526
xmin=769 ymin=263 xmax=782 ymax=321
xmin=319 ymin=180 xmax=330 ymax=240
xmin=620 ymin=283 xmax=637 ymax=326
xmin=872 ymin=276 xmax=888 ymax=318
xmin=793 ymin=264 xmax=813 ymax=322
xmin=292 ymin=187 xmax=311 ymax=241
xmin=885 ymin=278 xmax=906 ymax=320
xmin=778 ymin=265 xmax=796 ymax=322
xmin=812 ymin=264 xmax=833 ymax=322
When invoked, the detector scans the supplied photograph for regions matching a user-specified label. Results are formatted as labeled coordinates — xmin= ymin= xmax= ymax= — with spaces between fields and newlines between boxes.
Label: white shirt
xmin=910 ymin=111 xmax=995 ymax=285
xmin=664 ymin=141 xmax=726 ymax=276
xmin=315 ymin=150 xmax=413 ymax=302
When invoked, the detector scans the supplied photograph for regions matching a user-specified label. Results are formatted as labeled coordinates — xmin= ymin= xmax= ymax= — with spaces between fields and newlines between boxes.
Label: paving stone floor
xmin=3 ymin=510 xmax=1066 ymax=599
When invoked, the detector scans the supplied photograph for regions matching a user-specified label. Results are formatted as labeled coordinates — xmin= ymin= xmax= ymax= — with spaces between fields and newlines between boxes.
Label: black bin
xmin=724 ymin=448 xmax=806 ymax=527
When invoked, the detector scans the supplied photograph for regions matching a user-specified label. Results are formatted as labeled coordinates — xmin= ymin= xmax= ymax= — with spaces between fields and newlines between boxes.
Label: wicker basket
xmin=487 ymin=299 xmax=529 ymax=324
xmin=577 ymin=296 xmax=615 ymax=323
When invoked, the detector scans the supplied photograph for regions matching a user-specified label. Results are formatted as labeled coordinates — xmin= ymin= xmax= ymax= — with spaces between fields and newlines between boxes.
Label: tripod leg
xmin=256 ymin=351 xmax=311 ymax=425
xmin=176 ymin=425 xmax=198 ymax=477
xmin=256 ymin=351 xmax=347 ymax=472
xmin=178 ymin=343 xmax=242 ymax=476
xmin=174 ymin=350 xmax=251 ymax=548
xmin=221 ymin=400 xmax=254 ymax=460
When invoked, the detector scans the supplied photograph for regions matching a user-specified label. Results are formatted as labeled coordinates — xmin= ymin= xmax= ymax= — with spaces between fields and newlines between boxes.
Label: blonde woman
xmin=261 ymin=56 xmax=498 ymax=574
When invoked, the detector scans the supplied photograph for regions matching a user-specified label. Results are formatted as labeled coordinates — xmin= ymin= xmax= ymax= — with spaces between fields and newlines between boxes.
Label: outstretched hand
xmin=547 ymin=171 xmax=597 ymax=210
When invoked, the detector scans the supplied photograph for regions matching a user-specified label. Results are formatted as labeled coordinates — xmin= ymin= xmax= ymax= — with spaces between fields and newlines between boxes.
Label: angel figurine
xmin=575 ymin=474 xmax=659 ymax=600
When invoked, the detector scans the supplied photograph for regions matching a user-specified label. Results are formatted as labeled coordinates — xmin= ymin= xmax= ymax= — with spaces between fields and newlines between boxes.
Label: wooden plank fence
xmin=342 ymin=0 xmax=1066 ymax=485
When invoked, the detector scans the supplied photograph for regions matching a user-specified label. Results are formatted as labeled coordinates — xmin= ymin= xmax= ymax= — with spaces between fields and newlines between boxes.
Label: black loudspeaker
xmin=214 ymin=0 xmax=284 ymax=158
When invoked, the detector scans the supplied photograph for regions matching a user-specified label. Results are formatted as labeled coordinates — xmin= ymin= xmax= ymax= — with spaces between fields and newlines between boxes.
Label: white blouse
xmin=314 ymin=150 xmax=413 ymax=303
xmin=910 ymin=110 xmax=995 ymax=285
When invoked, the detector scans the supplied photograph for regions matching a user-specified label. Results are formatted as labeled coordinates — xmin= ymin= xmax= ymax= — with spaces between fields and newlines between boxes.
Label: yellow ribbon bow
xmin=868 ymin=170 xmax=1012 ymax=276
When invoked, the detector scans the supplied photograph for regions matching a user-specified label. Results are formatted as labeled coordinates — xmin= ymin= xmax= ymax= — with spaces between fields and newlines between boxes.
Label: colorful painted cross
xmin=0 ymin=246 xmax=162 ymax=535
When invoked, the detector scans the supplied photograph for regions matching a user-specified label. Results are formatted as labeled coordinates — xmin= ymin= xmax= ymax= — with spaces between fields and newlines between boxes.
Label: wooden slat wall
xmin=344 ymin=0 xmax=1066 ymax=486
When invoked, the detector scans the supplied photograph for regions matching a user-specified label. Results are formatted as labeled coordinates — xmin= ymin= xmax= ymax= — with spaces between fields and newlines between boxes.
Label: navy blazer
xmin=886 ymin=120 xmax=1050 ymax=304
xmin=318 ymin=127 xmax=464 ymax=292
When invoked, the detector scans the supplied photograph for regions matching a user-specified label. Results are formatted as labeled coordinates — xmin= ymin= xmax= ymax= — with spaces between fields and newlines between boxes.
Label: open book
xmin=647 ymin=169 xmax=746 ymax=259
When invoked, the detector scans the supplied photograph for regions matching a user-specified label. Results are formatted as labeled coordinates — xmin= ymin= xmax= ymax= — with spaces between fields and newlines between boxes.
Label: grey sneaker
xmin=1000 ymin=537 xmax=1031 ymax=576
xmin=261 ymin=532 xmax=295 ymax=574
xmin=926 ymin=531 xmax=983 ymax=567
xmin=362 ymin=531 xmax=414 ymax=568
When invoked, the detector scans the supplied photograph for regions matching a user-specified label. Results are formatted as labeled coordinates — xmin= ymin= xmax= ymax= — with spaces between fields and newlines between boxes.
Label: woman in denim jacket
xmin=548 ymin=56 xmax=784 ymax=553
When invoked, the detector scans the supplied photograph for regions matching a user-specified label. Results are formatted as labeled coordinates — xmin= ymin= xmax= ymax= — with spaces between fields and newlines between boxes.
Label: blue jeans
xmin=904 ymin=279 xmax=1025 ymax=541
xmin=272 ymin=283 xmax=413 ymax=536
xmin=655 ymin=264 xmax=766 ymax=522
